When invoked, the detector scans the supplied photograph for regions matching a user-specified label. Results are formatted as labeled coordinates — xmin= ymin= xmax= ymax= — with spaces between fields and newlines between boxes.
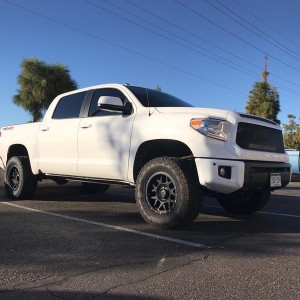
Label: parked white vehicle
xmin=286 ymin=149 xmax=300 ymax=181
xmin=0 ymin=84 xmax=291 ymax=228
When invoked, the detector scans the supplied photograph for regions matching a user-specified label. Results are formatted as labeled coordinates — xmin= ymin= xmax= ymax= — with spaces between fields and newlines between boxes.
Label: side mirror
xmin=98 ymin=96 xmax=133 ymax=115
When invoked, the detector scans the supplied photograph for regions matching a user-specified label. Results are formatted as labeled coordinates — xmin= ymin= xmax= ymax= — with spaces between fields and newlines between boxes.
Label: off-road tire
xmin=135 ymin=157 xmax=203 ymax=229
xmin=217 ymin=189 xmax=271 ymax=214
xmin=4 ymin=156 xmax=37 ymax=200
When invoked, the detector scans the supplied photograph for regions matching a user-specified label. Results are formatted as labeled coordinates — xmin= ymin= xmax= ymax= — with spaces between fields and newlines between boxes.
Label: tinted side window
xmin=52 ymin=91 xmax=87 ymax=119
xmin=88 ymin=88 xmax=127 ymax=117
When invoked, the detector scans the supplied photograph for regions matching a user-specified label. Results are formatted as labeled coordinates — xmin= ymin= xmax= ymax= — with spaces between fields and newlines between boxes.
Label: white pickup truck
xmin=0 ymin=83 xmax=291 ymax=228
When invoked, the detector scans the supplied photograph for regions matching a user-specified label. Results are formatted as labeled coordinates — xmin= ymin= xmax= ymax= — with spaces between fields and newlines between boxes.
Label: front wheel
xmin=4 ymin=156 xmax=37 ymax=200
xmin=217 ymin=189 xmax=271 ymax=214
xmin=135 ymin=157 xmax=203 ymax=229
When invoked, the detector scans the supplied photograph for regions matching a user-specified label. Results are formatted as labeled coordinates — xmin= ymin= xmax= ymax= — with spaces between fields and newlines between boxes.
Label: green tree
xmin=245 ymin=61 xmax=280 ymax=124
xmin=14 ymin=58 xmax=77 ymax=122
xmin=283 ymin=114 xmax=300 ymax=150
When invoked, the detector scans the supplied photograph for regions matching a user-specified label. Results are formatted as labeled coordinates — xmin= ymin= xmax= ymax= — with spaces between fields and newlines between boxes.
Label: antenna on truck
xmin=145 ymin=87 xmax=152 ymax=116
xmin=141 ymin=66 xmax=152 ymax=117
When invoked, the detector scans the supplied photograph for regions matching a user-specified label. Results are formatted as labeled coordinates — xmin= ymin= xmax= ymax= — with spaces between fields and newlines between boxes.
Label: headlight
xmin=190 ymin=118 xmax=230 ymax=141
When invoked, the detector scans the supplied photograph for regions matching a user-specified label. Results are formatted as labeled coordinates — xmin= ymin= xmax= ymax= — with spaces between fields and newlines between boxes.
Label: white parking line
xmin=0 ymin=202 xmax=208 ymax=249
xmin=258 ymin=211 xmax=300 ymax=218
xmin=205 ymin=205 xmax=300 ymax=218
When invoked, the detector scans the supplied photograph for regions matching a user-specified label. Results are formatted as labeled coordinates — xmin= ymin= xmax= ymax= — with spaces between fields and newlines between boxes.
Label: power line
xmin=174 ymin=0 xmax=300 ymax=74
xmin=204 ymin=0 xmax=300 ymax=60
xmin=230 ymin=0 xmax=300 ymax=51
xmin=0 ymin=0 xmax=246 ymax=96
xmin=85 ymin=0 xmax=300 ymax=95
xmin=85 ymin=0 xmax=260 ymax=79
xmin=214 ymin=0 xmax=300 ymax=58
xmin=125 ymin=0 xmax=260 ymax=70
xmin=125 ymin=0 xmax=300 ymax=90
xmin=90 ymin=0 xmax=300 ymax=95
xmin=2 ymin=0 xmax=300 ymax=100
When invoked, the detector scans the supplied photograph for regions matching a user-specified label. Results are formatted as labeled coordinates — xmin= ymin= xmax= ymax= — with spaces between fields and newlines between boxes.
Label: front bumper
xmin=195 ymin=158 xmax=291 ymax=194
xmin=243 ymin=161 xmax=290 ymax=189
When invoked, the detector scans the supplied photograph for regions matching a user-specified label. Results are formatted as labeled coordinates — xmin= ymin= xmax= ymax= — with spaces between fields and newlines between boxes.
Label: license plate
xmin=270 ymin=173 xmax=281 ymax=187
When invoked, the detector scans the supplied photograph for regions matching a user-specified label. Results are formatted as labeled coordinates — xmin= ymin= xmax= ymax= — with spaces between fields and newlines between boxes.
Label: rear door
xmin=37 ymin=91 xmax=87 ymax=176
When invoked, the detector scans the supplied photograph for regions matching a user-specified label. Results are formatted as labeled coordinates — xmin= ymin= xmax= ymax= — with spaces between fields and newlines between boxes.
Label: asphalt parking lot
xmin=0 ymin=179 xmax=299 ymax=300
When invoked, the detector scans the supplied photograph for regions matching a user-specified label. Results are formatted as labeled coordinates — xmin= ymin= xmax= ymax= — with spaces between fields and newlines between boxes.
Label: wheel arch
xmin=7 ymin=144 xmax=29 ymax=161
xmin=6 ymin=144 xmax=41 ymax=176
xmin=133 ymin=139 xmax=194 ymax=181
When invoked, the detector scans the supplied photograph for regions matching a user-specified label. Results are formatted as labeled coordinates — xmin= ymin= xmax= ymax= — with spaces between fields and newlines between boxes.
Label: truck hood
xmin=155 ymin=107 xmax=231 ymax=120
xmin=154 ymin=107 xmax=280 ymax=129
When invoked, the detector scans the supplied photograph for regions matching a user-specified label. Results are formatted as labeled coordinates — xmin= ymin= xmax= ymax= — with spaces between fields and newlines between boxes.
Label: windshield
xmin=126 ymin=86 xmax=193 ymax=107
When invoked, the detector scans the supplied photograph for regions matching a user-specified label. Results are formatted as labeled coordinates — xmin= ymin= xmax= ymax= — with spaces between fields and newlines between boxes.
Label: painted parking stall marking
xmin=206 ymin=205 xmax=300 ymax=219
xmin=0 ymin=201 xmax=208 ymax=249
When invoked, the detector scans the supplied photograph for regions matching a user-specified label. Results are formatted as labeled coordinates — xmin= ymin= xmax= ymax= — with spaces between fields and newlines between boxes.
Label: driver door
xmin=77 ymin=88 xmax=135 ymax=181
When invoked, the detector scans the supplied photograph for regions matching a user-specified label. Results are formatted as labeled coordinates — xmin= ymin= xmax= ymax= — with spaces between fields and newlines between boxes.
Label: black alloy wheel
xmin=146 ymin=171 xmax=177 ymax=214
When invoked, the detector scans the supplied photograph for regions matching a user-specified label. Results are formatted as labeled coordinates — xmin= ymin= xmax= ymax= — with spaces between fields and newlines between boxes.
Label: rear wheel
xmin=5 ymin=156 xmax=37 ymax=199
xmin=217 ymin=189 xmax=271 ymax=214
xmin=135 ymin=157 xmax=203 ymax=229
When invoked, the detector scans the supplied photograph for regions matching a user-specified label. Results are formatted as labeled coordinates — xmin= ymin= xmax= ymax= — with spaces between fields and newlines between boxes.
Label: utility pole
xmin=262 ymin=54 xmax=269 ymax=82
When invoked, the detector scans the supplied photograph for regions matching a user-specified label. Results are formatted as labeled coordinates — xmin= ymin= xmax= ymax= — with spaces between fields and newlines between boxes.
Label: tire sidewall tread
xmin=136 ymin=157 xmax=202 ymax=229
xmin=5 ymin=156 xmax=37 ymax=200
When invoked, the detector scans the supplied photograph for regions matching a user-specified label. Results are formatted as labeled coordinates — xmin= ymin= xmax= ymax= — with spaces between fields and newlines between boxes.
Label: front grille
xmin=238 ymin=113 xmax=277 ymax=125
xmin=236 ymin=122 xmax=285 ymax=153
xmin=250 ymin=166 xmax=290 ymax=173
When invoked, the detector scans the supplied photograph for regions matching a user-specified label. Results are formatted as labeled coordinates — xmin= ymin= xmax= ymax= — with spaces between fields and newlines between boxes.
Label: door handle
xmin=41 ymin=126 xmax=49 ymax=131
xmin=80 ymin=124 xmax=92 ymax=129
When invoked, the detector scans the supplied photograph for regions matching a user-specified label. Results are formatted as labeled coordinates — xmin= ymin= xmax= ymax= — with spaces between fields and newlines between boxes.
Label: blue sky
xmin=1 ymin=0 xmax=299 ymax=128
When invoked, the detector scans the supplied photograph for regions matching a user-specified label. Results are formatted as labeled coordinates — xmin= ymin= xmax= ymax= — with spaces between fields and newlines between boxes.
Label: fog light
xmin=218 ymin=166 xmax=231 ymax=179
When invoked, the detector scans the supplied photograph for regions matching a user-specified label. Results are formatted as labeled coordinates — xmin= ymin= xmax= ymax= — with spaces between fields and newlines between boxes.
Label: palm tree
xmin=13 ymin=58 xmax=77 ymax=122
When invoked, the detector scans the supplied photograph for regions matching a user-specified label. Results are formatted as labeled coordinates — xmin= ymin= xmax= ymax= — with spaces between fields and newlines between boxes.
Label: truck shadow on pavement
xmin=9 ymin=183 xmax=300 ymax=235
xmin=1 ymin=182 xmax=299 ymax=235
xmin=35 ymin=183 xmax=136 ymax=203
xmin=0 ymin=183 xmax=299 ymax=265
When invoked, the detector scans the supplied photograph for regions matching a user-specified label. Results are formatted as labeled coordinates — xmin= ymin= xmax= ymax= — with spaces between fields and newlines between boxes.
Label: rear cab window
xmin=52 ymin=91 xmax=87 ymax=119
